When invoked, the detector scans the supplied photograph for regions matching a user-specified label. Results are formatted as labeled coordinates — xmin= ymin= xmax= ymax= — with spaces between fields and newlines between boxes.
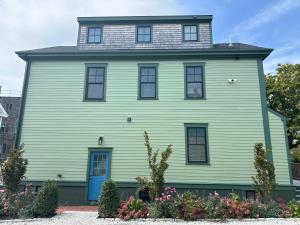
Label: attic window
xmin=137 ymin=26 xmax=151 ymax=43
xmin=87 ymin=27 xmax=102 ymax=43
xmin=183 ymin=25 xmax=198 ymax=41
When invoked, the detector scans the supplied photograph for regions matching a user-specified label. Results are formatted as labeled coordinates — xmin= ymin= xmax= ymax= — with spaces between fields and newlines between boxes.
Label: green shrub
xmin=252 ymin=143 xmax=276 ymax=203
xmin=136 ymin=131 xmax=173 ymax=200
xmin=178 ymin=192 xmax=205 ymax=220
xmin=0 ymin=183 xmax=35 ymax=218
xmin=292 ymin=146 xmax=300 ymax=163
xmin=288 ymin=200 xmax=300 ymax=217
xmin=0 ymin=146 xmax=28 ymax=195
xmin=250 ymin=201 xmax=267 ymax=218
xmin=32 ymin=180 xmax=58 ymax=217
xmin=206 ymin=195 xmax=227 ymax=219
xmin=97 ymin=179 xmax=120 ymax=218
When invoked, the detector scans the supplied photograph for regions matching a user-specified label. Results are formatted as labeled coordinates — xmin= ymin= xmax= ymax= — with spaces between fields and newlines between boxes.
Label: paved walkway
xmin=1 ymin=212 xmax=300 ymax=225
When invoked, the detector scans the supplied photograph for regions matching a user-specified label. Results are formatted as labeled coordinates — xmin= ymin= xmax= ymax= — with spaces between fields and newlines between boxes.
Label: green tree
xmin=0 ymin=145 xmax=28 ymax=194
xmin=265 ymin=64 xmax=300 ymax=148
xmin=252 ymin=143 xmax=276 ymax=204
xmin=136 ymin=131 xmax=173 ymax=200
xmin=98 ymin=179 xmax=120 ymax=218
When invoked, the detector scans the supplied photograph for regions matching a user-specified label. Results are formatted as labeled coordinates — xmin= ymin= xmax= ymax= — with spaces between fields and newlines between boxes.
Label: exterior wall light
xmin=127 ymin=117 xmax=132 ymax=123
xmin=98 ymin=136 xmax=103 ymax=145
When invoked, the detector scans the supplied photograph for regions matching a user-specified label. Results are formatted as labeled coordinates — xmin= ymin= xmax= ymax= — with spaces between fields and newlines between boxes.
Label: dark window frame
xmin=138 ymin=63 xmax=158 ymax=100
xmin=185 ymin=123 xmax=209 ymax=165
xmin=182 ymin=24 xmax=199 ymax=42
xmin=184 ymin=63 xmax=206 ymax=100
xmin=84 ymin=63 xmax=107 ymax=101
xmin=136 ymin=25 xmax=152 ymax=43
xmin=87 ymin=27 xmax=102 ymax=44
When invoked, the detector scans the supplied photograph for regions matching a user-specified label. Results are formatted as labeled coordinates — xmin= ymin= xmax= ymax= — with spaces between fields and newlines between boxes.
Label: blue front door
xmin=88 ymin=151 xmax=109 ymax=201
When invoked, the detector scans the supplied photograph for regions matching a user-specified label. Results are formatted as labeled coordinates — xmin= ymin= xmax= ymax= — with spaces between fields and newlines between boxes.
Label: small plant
xmin=149 ymin=187 xmax=178 ymax=219
xmin=32 ymin=180 xmax=58 ymax=217
xmin=136 ymin=131 xmax=173 ymax=200
xmin=98 ymin=179 xmax=120 ymax=218
xmin=252 ymin=143 xmax=276 ymax=203
xmin=204 ymin=192 xmax=229 ymax=219
xmin=178 ymin=191 xmax=205 ymax=220
xmin=229 ymin=192 xmax=240 ymax=202
xmin=117 ymin=196 xmax=148 ymax=221
xmin=288 ymin=200 xmax=300 ymax=218
xmin=0 ymin=146 xmax=28 ymax=195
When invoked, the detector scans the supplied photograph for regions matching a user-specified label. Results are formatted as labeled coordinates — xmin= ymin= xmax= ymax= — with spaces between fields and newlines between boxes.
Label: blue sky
xmin=0 ymin=0 xmax=299 ymax=93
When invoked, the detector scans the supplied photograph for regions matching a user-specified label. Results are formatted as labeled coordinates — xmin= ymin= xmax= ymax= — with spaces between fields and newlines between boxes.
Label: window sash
xmin=185 ymin=66 xmax=204 ymax=99
xmin=137 ymin=26 xmax=151 ymax=43
xmin=139 ymin=67 xmax=157 ymax=98
xmin=86 ymin=67 xmax=105 ymax=100
xmin=187 ymin=127 xmax=207 ymax=163
xmin=87 ymin=27 xmax=101 ymax=43
xmin=183 ymin=25 xmax=198 ymax=41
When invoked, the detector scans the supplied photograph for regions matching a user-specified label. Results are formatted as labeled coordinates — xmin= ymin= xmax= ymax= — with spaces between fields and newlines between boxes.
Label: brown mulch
xmin=57 ymin=206 xmax=97 ymax=214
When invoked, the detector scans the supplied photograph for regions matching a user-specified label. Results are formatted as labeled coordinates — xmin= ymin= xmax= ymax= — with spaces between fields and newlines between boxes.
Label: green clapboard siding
xmin=20 ymin=59 xmax=286 ymax=185
xmin=268 ymin=111 xmax=291 ymax=185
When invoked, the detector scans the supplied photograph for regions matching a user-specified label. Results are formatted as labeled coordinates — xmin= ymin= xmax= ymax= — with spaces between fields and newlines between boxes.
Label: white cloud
xmin=0 ymin=0 xmax=186 ymax=93
xmin=231 ymin=0 xmax=300 ymax=42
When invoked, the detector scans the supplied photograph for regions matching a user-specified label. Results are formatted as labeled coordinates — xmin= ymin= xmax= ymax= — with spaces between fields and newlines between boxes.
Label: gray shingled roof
xmin=16 ymin=43 xmax=271 ymax=55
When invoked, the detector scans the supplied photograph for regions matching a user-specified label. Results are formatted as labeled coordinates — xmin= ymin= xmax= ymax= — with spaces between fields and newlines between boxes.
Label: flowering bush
xmin=0 ymin=183 xmax=35 ymax=218
xmin=117 ymin=189 xmax=299 ymax=221
xmin=149 ymin=187 xmax=178 ymax=218
xmin=177 ymin=191 xmax=206 ymax=220
xmin=117 ymin=196 xmax=148 ymax=221
xmin=287 ymin=200 xmax=300 ymax=218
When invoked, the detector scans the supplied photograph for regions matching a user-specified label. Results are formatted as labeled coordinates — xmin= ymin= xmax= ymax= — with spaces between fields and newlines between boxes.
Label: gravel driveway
xmin=1 ymin=212 xmax=300 ymax=225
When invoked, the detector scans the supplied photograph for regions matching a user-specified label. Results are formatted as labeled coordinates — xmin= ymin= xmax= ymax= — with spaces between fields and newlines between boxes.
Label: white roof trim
xmin=0 ymin=103 xmax=8 ymax=118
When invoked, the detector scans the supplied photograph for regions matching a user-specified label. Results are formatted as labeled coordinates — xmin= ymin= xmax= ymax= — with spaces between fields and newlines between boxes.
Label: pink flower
xmin=0 ymin=189 xmax=5 ymax=193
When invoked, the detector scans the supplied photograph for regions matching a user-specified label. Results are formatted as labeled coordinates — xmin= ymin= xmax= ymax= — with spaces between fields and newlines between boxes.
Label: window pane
xmin=89 ymin=68 xmax=97 ymax=76
xmin=184 ymin=26 xmax=190 ymax=33
xmin=88 ymin=36 xmax=95 ymax=43
xmin=141 ymin=83 xmax=155 ymax=97
xmin=184 ymin=33 xmax=190 ymax=40
xmin=186 ymin=67 xmax=194 ymax=75
xmin=138 ymin=34 xmax=144 ymax=42
xmin=194 ymin=67 xmax=202 ymax=75
xmin=194 ymin=74 xmax=202 ymax=82
xmin=94 ymin=28 xmax=101 ymax=35
xmin=95 ymin=75 xmax=104 ymax=83
xmin=190 ymin=26 xmax=197 ymax=33
xmin=188 ymin=128 xmax=197 ymax=137
xmin=144 ymin=27 xmax=151 ymax=34
xmin=148 ymin=75 xmax=156 ymax=82
xmin=189 ymin=145 xmax=206 ymax=162
xmin=94 ymin=36 xmax=100 ymax=43
xmin=88 ymin=75 xmax=96 ymax=83
xmin=190 ymin=33 xmax=197 ymax=40
xmin=187 ymin=83 xmax=202 ymax=98
xmin=141 ymin=75 xmax=148 ymax=82
xmin=188 ymin=136 xmax=197 ymax=144
xmin=196 ymin=136 xmax=206 ymax=144
xmin=143 ymin=34 xmax=150 ymax=42
xmin=197 ymin=128 xmax=205 ymax=136
xmin=88 ymin=84 xmax=103 ymax=99
xmin=187 ymin=74 xmax=195 ymax=82
xmin=148 ymin=68 xmax=155 ymax=76
xmin=96 ymin=68 xmax=104 ymax=76
xmin=89 ymin=28 xmax=95 ymax=35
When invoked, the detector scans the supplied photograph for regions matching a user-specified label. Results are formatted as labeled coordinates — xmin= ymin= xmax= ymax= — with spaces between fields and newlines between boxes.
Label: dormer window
xmin=183 ymin=25 xmax=198 ymax=41
xmin=87 ymin=27 xmax=102 ymax=43
xmin=136 ymin=25 xmax=151 ymax=43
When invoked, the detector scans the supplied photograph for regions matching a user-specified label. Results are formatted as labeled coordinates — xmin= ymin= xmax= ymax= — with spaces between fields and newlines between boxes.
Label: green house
xmin=16 ymin=15 xmax=294 ymax=205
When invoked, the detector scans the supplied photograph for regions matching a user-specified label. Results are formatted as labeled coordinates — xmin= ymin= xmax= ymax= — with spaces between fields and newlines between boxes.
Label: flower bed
xmin=113 ymin=187 xmax=300 ymax=221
